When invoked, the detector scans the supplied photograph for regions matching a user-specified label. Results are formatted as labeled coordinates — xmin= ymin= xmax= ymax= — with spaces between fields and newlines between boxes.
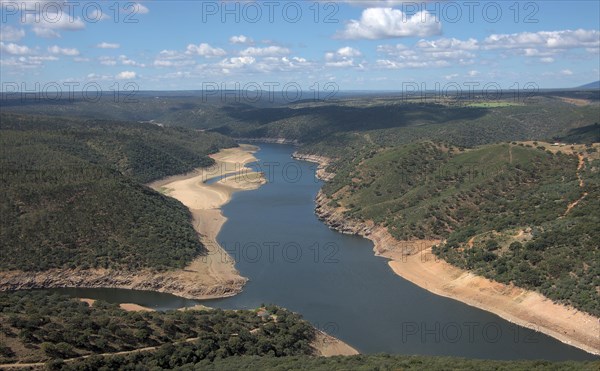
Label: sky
xmin=1 ymin=0 xmax=599 ymax=94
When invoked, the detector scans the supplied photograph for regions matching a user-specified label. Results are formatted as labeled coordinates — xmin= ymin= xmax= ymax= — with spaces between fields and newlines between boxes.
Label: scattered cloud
xmin=116 ymin=71 xmax=137 ymax=79
xmin=0 ymin=26 xmax=25 ymax=42
xmin=240 ymin=46 xmax=290 ymax=57
xmin=48 ymin=45 xmax=80 ymax=56
xmin=96 ymin=42 xmax=120 ymax=49
xmin=24 ymin=11 xmax=86 ymax=38
xmin=0 ymin=42 xmax=33 ymax=55
xmin=325 ymin=47 xmax=362 ymax=68
xmin=376 ymin=38 xmax=476 ymax=69
xmin=484 ymin=29 xmax=600 ymax=50
xmin=126 ymin=3 xmax=149 ymax=15
xmin=153 ymin=49 xmax=196 ymax=67
xmin=186 ymin=43 xmax=227 ymax=57
xmin=337 ymin=8 xmax=441 ymax=39
xmin=230 ymin=35 xmax=253 ymax=44
xmin=118 ymin=55 xmax=145 ymax=67
xmin=0 ymin=55 xmax=58 ymax=69
xmin=99 ymin=56 xmax=117 ymax=66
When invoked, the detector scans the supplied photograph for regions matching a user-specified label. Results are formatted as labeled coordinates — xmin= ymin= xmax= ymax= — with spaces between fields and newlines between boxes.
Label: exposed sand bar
xmin=0 ymin=145 xmax=265 ymax=300
xmin=147 ymin=144 xmax=266 ymax=297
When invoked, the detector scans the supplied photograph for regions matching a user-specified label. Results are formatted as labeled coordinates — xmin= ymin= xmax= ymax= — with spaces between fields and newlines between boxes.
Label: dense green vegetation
xmin=145 ymin=355 xmax=599 ymax=371
xmin=1 ymin=293 xmax=597 ymax=370
xmin=323 ymin=142 xmax=599 ymax=315
xmin=0 ymin=95 xmax=244 ymax=130
xmin=4 ymin=92 xmax=598 ymax=157
xmin=557 ymin=123 xmax=600 ymax=144
xmin=212 ymin=97 xmax=600 ymax=156
xmin=1 ymin=112 xmax=236 ymax=183
xmin=0 ymin=113 xmax=235 ymax=271
xmin=0 ymin=292 xmax=315 ymax=365
xmin=58 ymin=352 xmax=600 ymax=370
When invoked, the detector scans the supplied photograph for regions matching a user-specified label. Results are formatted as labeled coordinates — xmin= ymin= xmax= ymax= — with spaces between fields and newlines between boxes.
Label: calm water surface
xmin=44 ymin=144 xmax=597 ymax=361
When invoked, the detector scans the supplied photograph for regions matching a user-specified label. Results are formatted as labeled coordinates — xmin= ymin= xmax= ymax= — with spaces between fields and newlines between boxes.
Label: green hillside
xmin=1 ymin=292 xmax=596 ymax=370
xmin=213 ymin=97 xmax=600 ymax=155
xmin=0 ymin=292 xmax=315 ymax=365
xmin=0 ymin=113 xmax=235 ymax=271
xmin=323 ymin=142 xmax=599 ymax=315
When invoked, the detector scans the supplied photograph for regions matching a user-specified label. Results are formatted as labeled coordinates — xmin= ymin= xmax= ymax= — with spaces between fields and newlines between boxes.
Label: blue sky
xmin=1 ymin=1 xmax=599 ymax=92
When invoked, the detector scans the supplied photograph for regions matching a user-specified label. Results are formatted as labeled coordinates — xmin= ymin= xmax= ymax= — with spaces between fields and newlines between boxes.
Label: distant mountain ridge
xmin=578 ymin=81 xmax=600 ymax=89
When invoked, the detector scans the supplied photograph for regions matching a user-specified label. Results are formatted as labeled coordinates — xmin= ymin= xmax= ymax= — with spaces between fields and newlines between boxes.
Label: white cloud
xmin=325 ymin=47 xmax=362 ymax=68
xmin=86 ymin=73 xmax=112 ymax=81
xmin=25 ymin=11 xmax=86 ymax=38
xmin=220 ymin=56 xmax=256 ymax=68
xmin=416 ymin=37 xmax=479 ymax=51
xmin=119 ymin=54 xmax=145 ymax=67
xmin=376 ymin=58 xmax=449 ymax=69
xmin=153 ymin=49 xmax=196 ymax=67
xmin=561 ymin=69 xmax=573 ymax=76
xmin=0 ymin=42 xmax=33 ymax=55
xmin=337 ymin=46 xmax=362 ymax=57
xmin=0 ymin=55 xmax=58 ymax=69
xmin=99 ymin=56 xmax=117 ymax=66
xmin=484 ymin=29 xmax=600 ymax=50
xmin=0 ymin=26 xmax=25 ymax=42
xmin=376 ymin=38 xmax=476 ymax=69
xmin=326 ymin=60 xmax=356 ymax=68
xmin=337 ymin=8 xmax=441 ymax=39
xmin=186 ymin=43 xmax=227 ymax=57
xmin=254 ymin=56 xmax=311 ymax=73
xmin=31 ymin=27 xmax=61 ymax=38
xmin=240 ymin=46 xmax=290 ymax=57
xmin=97 ymin=42 xmax=120 ymax=49
xmin=468 ymin=70 xmax=480 ymax=77
xmin=48 ymin=45 xmax=79 ymax=56
xmin=230 ymin=35 xmax=253 ymax=44
xmin=540 ymin=57 xmax=555 ymax=63
xmin=122 ymin=3 xmax=149 ymax=15
xmin=116 ymin=71 xmax=137 ymax=79
xmin=133 ymin=3 xmax=149 ymax=14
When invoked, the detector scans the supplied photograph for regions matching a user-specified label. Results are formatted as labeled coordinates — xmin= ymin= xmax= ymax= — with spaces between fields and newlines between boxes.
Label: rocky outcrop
xmin=292 ymin=152 xmax=335 ymax=182
xmin=314 ymin=191 xmax=426 ymax=258
xmin=0 ymin=266 xmax=246 ymax=300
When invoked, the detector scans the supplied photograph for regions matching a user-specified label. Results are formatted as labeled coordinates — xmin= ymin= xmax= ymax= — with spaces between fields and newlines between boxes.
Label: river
xmin=43 ymin=143 xmax=596 ymax=361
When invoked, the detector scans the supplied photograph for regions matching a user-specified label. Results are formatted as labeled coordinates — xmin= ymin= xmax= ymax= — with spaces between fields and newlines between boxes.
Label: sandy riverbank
xmin=79 ymin=298 xmax=154 ymax=312
xmin=147 ymin=144 xmax=266 ymax=298
xmin=312 ymin=330 xmax=360 ymax=357
xmin=298 ymin=151 xmax=599 ymax=356
xmin=0 ymin=145 xmax=265 ymax=300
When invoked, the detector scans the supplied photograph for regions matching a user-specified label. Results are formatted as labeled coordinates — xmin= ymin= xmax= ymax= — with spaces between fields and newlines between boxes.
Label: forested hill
xmin=322 ymin=141 xmax=600 ymax=316
xmin=0 ymin=292 xmax=597 ymax=370
xmin=0 ymin=112 xmax=236 ymax=183
xmin=212 ymin=96 xmax=600 ymax=155
xmin=0 ymin=113 xmax=235 ymax=272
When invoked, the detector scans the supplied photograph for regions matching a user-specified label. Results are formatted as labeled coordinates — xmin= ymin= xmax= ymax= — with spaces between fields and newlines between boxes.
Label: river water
xmin=43 ymin=144 xmax=596 ymax=360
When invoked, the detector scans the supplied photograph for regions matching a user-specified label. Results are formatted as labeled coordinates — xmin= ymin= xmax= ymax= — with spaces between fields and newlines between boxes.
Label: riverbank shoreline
xmin=0 ymin=145 xmax=266 ymax=300
xmin=296 ymin=152 xmax=599 ymax=356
